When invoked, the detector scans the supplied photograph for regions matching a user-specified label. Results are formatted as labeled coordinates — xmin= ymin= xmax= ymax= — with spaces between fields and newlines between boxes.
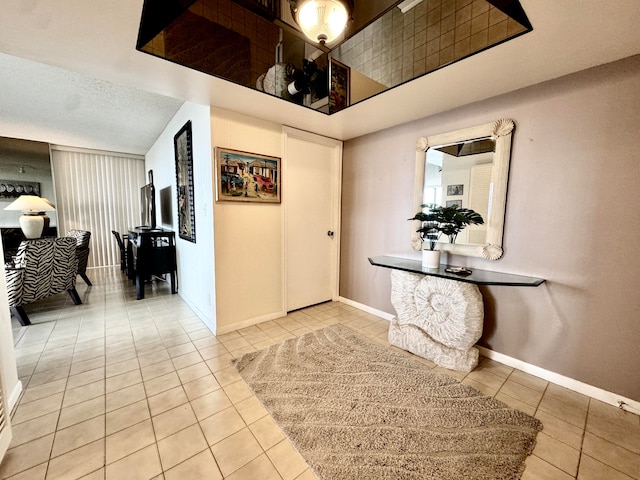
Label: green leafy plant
xmin=409 ymin=203 xmax=484 ymax=250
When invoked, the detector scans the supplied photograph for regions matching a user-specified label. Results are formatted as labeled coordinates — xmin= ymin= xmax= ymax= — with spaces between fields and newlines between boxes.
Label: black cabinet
xmin=128 ymin=227 xmax=177 ymax=299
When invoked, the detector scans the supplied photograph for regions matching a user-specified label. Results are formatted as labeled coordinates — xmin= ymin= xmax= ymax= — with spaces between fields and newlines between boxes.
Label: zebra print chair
xmin=5 ymin=237 xmax=82 ymax=326
xmin=67 ymin=229 xmax=92 ymax=286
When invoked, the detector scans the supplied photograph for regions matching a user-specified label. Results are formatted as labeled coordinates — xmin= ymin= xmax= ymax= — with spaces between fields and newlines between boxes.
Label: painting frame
xmin=447 ymin=184 xmax=464 ymax=196
xmin=215 ymin=147 xmax=281 ymax=204
xmin=446 ymin=200 xmax=462 ymax=208
xmin=174 ymin=120 xmax=196 ymax=243
xmin=329 ymin=57 xmax=350 ymax=114
xmin=0 ymin=180 xmax=41 ymax=198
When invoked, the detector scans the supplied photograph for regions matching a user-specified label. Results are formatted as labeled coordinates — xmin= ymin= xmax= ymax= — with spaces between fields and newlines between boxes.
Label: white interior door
xmin=284 ymin=128 xmax=342 ymax=312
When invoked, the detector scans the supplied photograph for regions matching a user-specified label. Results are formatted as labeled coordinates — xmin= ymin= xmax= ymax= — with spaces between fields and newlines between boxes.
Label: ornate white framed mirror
xmin=411 ymin=119 xmax=515 ymax=260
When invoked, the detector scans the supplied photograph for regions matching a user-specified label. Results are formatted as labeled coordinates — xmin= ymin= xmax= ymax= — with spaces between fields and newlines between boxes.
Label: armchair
xmin=5 ymin=237 xmax=82 ymax=326
xmin=67 ymin=229 xmax=92 ymax=286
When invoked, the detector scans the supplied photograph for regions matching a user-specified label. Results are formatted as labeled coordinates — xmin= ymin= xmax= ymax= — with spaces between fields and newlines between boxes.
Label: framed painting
xmin=329 ymin=57 xmax=350 ymax=114
xmin=215 ymin=147 xmax=280 ymax=203
xmin=447 ymin=184 xmax=464 ymax=196
xmin=0 ymin=180 xmax=41 ymax=198
xmin=174 ymin=120 xmax=196 ymax=242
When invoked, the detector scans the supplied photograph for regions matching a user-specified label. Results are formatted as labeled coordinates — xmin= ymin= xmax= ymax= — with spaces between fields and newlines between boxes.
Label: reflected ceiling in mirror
xmin=137 ymin=0 xmax=531 ymax=114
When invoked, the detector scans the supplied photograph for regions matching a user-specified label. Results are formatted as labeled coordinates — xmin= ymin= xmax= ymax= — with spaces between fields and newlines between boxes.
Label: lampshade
xmin=4 ymin=195 xmax=56 ymax=213
xmin=295 ymin=0 xmax=350 ymax=45
xmin=4 ymin=195 xmax=56 ymax=239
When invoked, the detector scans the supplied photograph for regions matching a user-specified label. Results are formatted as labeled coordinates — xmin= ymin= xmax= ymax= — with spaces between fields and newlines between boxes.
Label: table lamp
xmin=4 ymin=195 xmax=56 ymax=239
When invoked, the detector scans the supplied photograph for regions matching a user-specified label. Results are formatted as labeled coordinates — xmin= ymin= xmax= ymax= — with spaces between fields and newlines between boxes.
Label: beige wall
xmin=212 ymin=108 xmax=284 ymax=333
xmin=340 ymin=55 xmax=640 ymax=401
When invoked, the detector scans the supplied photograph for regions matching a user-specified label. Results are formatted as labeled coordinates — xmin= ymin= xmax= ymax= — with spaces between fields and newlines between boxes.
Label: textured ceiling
xmin=0 ymin=0 xmax=639 ymax=155
xmin=0 ymin=53 xmax=182 ymax=155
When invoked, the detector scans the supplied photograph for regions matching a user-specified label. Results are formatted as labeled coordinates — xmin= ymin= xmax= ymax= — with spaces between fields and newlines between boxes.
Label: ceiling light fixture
xmin=292 ymin=0 xmax=352 ymax=45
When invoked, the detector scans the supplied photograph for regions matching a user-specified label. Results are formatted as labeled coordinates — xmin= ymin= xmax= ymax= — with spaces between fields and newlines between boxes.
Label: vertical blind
xmin=50 ymin=146 xmax=145 ymax=268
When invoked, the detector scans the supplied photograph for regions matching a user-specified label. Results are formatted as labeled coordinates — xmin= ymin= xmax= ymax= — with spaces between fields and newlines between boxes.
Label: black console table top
xmin=368 ymin=255 xmax=545 ymax=287
xmin=129 ymin=226 xmax=174 ymax=236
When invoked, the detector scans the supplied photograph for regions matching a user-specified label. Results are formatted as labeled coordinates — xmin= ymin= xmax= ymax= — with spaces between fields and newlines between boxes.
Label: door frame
xmin=282 ymin=126 xmax=343 ymax=313
xmin=0 ymin=370 xmax=12 ymax=463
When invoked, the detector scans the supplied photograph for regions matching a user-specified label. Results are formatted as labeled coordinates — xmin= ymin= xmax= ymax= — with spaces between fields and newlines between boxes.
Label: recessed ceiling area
xmin=0 ymin=1 xmax=639 ymax=154
xmin=137 ymin=0 xmax=531 ymax=114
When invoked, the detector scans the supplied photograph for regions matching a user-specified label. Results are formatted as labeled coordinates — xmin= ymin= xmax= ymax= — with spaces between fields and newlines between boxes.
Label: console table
xmin=128 ymin=227 xmax=177 ymax=300
xmin=369 ymin=255 xmax=545 ymax=371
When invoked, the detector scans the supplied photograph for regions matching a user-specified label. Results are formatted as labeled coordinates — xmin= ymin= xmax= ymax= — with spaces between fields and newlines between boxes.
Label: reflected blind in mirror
xmin=468 ymin=163 xmax=492 ymax=245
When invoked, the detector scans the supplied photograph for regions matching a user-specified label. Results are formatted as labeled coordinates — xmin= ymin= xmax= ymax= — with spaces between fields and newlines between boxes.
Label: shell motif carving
xmin=390 ymin=270 xmax=483 ymax=350
xmin=416 ymin=137 xmax=429 ymax=151
xmin=482 ymin=243 xmax=503 ymax=260
xmin=491 ymin=118 xmax=514 ymax=138
xmin=389 ymin=270 xmax=485 ymax=371
xmin=412 ymin=276 xmax=484 ymax=349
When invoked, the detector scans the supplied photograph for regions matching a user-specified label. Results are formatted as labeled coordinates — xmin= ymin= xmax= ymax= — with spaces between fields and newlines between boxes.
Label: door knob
xmin=327 ymin=231 xmax=334 ymax=238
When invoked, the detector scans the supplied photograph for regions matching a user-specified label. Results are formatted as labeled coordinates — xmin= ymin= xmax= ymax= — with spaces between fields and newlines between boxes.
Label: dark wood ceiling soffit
xmin=487 ymin=0 xmax=532 ymax=30
xmin=232 ymin=0 xmax=279 ymax=21
xmin=435 ymin=139 xmax=496 ymax=157
xmin=136 ymin=0 xmax=197 ymax=48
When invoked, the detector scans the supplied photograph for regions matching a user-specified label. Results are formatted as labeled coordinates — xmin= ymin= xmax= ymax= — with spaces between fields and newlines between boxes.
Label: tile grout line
xmin=6 ymin=267 xmax=640 ymax=480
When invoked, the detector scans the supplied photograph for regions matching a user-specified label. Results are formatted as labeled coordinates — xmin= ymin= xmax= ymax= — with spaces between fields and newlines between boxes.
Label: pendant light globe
xmin=296 ymin=0 xmax=350 ymax=45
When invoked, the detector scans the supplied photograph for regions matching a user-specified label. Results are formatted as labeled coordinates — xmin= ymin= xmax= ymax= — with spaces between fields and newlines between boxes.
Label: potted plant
xmin=409 ymin=203 xmax=484 ymax=268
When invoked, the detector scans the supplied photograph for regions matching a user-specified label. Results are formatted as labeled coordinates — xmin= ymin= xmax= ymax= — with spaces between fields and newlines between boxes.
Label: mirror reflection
xmin=331 ymin=0 xmax=530 ymax=108
xmin=412 ymin=119 xmax=514 ymax=260
xmin=0 ymin=136 xmax=58 ymax=262
xmin=424 ymin=137 xmax=495 ymax=246
xmin=0 ymin=137 xmax=56 ymax=229
xmin=137 ymin=0 xmax=531 ymax=114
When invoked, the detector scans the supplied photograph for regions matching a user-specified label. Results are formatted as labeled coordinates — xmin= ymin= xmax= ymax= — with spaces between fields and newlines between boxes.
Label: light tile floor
xmin=2 ymin=267 xmax=640 ymax=479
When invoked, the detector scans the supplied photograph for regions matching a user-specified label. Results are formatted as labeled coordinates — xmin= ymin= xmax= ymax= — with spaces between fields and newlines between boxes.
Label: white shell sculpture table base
xmin=388 ymin=269 xmax=484 ymax=371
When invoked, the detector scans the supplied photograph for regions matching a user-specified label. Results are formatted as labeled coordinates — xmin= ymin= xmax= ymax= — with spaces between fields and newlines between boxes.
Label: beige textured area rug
xmin=233 ymin=324 xmax=542 ymax=480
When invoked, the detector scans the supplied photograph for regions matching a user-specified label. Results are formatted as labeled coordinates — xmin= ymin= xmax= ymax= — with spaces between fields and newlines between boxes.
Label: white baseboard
xmin=216 ymin=310 xmax=287 ymax=335
xmin=338 ymin=296 xmax=394 ymax=321
xmin=477 ymin=347 xmax=640 ymax=416
xmin=178 ymin=293 xmax=216 ymax=335
xmin=338 ymin=298 xmax=640 ymax=416
xmin=8 ymin=380 xmax=23 ymax=414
